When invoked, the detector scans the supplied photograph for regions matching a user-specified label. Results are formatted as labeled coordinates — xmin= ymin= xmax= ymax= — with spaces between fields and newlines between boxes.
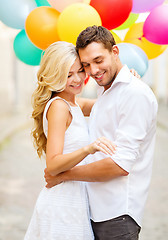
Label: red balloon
xmin=90 ymin=0 xmax=132 ymax=29
xmin=84 ymin=75 xmax=90 ymax=85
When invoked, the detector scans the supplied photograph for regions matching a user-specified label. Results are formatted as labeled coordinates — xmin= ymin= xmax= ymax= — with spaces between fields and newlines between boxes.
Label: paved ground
xmin=0 ymin=103 xmax=168 ymax=240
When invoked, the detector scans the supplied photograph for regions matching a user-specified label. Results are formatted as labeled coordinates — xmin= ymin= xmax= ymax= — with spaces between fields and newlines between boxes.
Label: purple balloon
xmin=143 ymin=5 xmax=168 ymax=45
xmin=132 ymin=0 xmax=164 ymax=13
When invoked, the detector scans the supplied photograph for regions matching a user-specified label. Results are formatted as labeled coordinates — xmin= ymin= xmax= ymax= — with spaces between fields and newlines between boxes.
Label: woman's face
xmin=65 ymin=57 xmax=86 ymax=95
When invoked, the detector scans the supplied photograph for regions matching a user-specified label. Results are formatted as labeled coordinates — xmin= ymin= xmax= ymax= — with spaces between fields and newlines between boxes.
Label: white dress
xmin=24 ymin=97 xmax=94 ymax=240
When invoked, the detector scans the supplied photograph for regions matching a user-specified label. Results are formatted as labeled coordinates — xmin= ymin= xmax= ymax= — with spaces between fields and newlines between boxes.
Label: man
xmin=45 ymin=26 xmax=158 ymax=239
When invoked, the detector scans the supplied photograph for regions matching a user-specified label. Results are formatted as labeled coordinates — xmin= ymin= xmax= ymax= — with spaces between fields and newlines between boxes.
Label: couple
xmin=24 ymin=26 xmax=158 ymax=240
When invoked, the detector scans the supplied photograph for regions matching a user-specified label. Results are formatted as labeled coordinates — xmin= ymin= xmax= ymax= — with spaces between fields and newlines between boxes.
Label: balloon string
xmin=138 ymin=34 xmax=145 ymax=41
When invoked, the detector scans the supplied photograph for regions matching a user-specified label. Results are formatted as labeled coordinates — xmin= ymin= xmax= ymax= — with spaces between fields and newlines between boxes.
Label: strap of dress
xmin=43 ymin=96 xmax=72 ymax=138
xmin=43 ymin=96 xmax=72 ymax=119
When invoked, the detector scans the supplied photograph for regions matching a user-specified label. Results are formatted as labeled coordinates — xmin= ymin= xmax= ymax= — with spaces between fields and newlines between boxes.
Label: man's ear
xmin=112 ymin=45 xmax=119 ymax=56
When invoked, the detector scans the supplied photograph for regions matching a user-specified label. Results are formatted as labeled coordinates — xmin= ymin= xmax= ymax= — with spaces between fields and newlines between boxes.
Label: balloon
xmin=25 ymin=6 xmax=60 ymax=50
xmin=143 ymin=5 xmax=168 ymax=45
xmin=13 ymin=30 xmax=43 ymax=66
xmin=90 ymin=0 xmax=132 ymax=29
xmin=124 ymin=22 xmax=167 ymax=59
xmin=48 ymin=0 xmax=83 ymax=12
xmin=83 ymin=0 xmax=91 ymax=3
xmin=0 ymin=0 xmax=36 ymax=29
xmin=84 ymin=75 xmax=90 ymax=85
xmin=110 ymin=31 xmax=122 ymax=44
xmin=118 ymin=43 xmax=148 ymax=77
xmin=115 ymin=13 xmax=139 ymax=30
xmin=57 ymin=3 xmax=102 ymax=45
xmin=35 ymin=0 xmax=51 ymax=7
xmin=132 ymin=0 xmax=165 ymax=13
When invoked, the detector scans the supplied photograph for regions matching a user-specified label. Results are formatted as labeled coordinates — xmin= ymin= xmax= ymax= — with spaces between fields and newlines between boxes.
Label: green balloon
xmin=115 ymin=13 xmax=139 ymax=30
xmin=35 ymin=0 xmax=51 ymax=7
xmin=13 ymin=30 xmax=43 ymax=66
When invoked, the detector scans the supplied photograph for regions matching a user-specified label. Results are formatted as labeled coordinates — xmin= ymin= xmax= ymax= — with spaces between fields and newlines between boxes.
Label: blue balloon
xmin=117 ymin=43 xmax=149 ymax=77
xmin=0 ymin=0 xmax=36 ymax=29
xmin=13 ymin=30 xmax=43 ymax=66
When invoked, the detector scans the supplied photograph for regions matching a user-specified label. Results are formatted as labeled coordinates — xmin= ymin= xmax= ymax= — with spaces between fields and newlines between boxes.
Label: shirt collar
xmin=114 ymin=65 xmax=132 ymax=85
xmin=102 ymin=65 xmax=131 ymax=95
xmin=97 ymin=65 xmax=132 ymax=97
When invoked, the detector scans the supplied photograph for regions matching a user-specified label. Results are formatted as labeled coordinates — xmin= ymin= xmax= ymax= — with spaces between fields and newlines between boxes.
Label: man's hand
xmin=44 ymin=168 xmax=63 ymax=188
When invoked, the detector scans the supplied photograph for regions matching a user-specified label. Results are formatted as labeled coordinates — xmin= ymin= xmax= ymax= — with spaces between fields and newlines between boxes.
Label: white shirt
xmin=86 ymin=65 xmax=158 ymax=226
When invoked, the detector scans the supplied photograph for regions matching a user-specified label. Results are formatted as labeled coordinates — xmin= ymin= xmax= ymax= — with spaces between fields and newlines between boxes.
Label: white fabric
xmin=24 ymin=96 xmax=94 ymax=240
xmin=86 ymin=65 xmax=158 ymax=226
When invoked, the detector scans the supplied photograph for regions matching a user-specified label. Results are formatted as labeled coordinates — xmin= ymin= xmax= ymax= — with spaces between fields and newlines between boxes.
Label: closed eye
xmin=96 ymin=60 xmax=103 ymax=64
xmin=78 ymin=67 xmax=85 ymax=73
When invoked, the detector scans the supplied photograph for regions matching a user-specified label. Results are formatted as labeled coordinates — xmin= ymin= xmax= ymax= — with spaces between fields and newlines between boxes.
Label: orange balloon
xmin=124 ymin=22 xmax=167 ymax=59
xmin=25 ymin=6 xmax=60 ymax=50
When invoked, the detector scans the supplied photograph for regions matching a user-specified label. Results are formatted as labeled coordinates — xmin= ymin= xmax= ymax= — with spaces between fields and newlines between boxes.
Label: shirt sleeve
xmin=111 ymin=86 xmax=158 ymax=172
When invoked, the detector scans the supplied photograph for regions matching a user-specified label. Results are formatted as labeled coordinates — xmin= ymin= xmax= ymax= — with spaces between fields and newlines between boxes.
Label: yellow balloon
xmin=83 ymin=0 xmax=91 ymax=3
xmin=110 ymin=30 xmax=122 ymax=44
xmin=124 ymin=22 xmax=167 ymax=59
xmin=57 ymin=3 xmax=102 ymax=45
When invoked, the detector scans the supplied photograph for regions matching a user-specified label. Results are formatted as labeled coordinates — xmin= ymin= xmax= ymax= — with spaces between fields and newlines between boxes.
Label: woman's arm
xmin=46 ymin=99 xmax=115 ymax=176
xmin=44 ymin=158 xmax=128 ymax=188
xmin=76 ymin=97 xmax=96 ymax=116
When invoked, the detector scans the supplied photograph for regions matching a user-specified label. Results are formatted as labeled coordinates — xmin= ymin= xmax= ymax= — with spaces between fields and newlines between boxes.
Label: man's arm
xmin=45 ymin=157 xmax=128 ymax=188
xmin=76 ymin=97 xmax=96 ymax=116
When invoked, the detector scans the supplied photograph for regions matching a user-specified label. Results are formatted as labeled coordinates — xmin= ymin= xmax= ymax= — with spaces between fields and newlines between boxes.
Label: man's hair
xmin=76 ymin=25 xmax=116 ymax=53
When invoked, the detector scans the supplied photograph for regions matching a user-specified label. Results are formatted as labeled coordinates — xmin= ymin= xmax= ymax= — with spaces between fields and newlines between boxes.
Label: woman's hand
xmin=130 ymin=69 xmax=141 ymax=79
xmin=86 ymin=136 xmax=116 ymax=155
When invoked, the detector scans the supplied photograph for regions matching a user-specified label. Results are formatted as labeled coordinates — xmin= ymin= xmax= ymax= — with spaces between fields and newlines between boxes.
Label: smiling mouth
xmin=70 ymin=83 xmax=82 ymax=88
xmin=93 ymin=72 xmax=105 ymax=81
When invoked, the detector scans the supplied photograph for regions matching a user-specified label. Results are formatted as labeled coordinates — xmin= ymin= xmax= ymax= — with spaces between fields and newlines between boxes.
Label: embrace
xmin=24 ymin=26 xmax=158 ymax=240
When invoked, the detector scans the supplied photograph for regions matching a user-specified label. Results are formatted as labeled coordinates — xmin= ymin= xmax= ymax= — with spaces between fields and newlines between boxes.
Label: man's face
xmin=78 ymin=42 xmax=120 ymax=91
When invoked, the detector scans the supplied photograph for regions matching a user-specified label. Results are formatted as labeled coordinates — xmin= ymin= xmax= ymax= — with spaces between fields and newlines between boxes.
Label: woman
xmin=24 ymin=41 xmax=115 ymax=240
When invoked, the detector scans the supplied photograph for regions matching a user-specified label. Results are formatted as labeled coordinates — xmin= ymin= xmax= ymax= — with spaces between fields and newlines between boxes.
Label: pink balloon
xmin=132 ymin=0 xmax=165 ymax=13
xmin=143 ymin=5 xmax=168 ymax=45
xmin=47 ymin=0 xmax=83 ymax=12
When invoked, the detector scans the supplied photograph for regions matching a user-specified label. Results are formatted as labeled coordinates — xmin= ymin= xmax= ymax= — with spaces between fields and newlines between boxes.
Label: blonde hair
xmin=31 ymin=41 xmax=78 ymax=158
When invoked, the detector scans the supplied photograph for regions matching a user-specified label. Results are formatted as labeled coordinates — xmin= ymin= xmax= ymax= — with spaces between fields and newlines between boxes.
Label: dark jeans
xmin=91 ymin=215 xmax=141 ymax=240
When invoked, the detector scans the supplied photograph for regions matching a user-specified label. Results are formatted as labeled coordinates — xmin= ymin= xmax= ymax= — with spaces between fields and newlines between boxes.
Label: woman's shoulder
xmin=44 ymin=96 xmax=71 ymax=121
xmin=47 ymin=96 xmax=71 ymax=111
